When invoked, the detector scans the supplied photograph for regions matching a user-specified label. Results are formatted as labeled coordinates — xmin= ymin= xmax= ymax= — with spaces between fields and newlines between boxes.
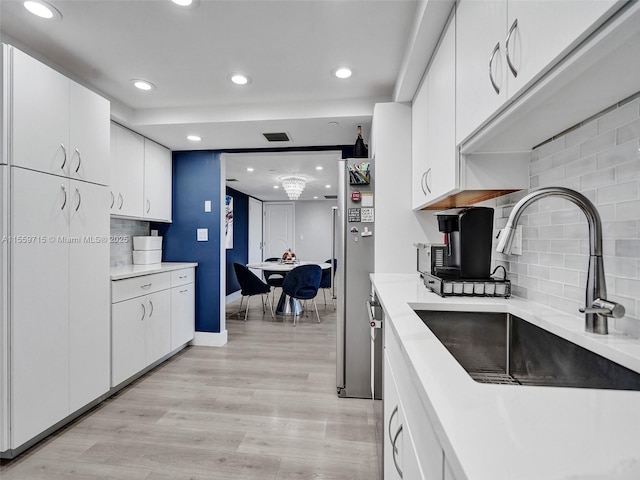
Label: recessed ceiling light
xmin=325 ymin=184 xmax=331 ymax=188
xmin=246 ymin=167 xmax=254 ymax=172
xmin=334 ymin=67 xmax=352 ymax=79
xmin=24 ymin=0 xmax=61 ymax=19
xmin=316 ymin=166 xmax=323 ymax=171
xmin=131 ymin=79 xmax=155 ymax=91
xmin=328 ymin=121 xmax=339 ymax=127
xmin=230 ymin=74 xmax=250 ymax=85
xmin=187 ymin=135 xmax=201 ymax=142
xmin=313 ymin=196 xmax=318 ymax=199
xmin=171 ymin=0 xmax=192 ymax=6
xmin=273 ymin=185 xmax=279 ymax=189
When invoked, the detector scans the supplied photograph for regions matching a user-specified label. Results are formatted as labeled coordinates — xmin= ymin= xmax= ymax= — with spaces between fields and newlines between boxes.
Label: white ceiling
xmin=0 ymin=0 xmax=453 ymax=200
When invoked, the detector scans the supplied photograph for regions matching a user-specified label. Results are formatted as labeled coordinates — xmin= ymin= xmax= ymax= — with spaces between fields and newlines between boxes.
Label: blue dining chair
xmin=319 ymin=258 xmax=337 ymax=308
xmin=282 ymin=264 xmax=322 ymax=326
xmin=263 ymin=257 xmax=285 ymax=305
xmin=233 ymin=263 xmax=273 ymax=321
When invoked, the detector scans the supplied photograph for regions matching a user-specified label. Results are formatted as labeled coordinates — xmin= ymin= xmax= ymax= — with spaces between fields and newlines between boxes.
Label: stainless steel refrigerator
xmin=334 ymin=158 xmax=381 ymax=399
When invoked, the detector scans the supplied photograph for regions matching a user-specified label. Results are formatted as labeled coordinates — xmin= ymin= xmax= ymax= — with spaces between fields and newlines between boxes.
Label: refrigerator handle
xmin=331 ymin=206 xmax=338 ymax=299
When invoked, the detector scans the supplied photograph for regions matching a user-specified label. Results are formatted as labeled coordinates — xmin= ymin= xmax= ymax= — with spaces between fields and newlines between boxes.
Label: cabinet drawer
xmin=171 ymin=268 xmax=194 ymax=287
xmin=111 ymin=272 xmax=170 ymax=303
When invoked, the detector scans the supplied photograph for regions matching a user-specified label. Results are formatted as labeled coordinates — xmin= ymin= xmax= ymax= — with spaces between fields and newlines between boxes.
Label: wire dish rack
xmin=422 ymin=272 xmax=511 ymax=298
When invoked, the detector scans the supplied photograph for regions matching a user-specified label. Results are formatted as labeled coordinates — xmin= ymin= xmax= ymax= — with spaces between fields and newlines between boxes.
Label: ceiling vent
xmin=324 ymin=195 xmax=337 ymax=199
xmin=263 ymin=132 xmax=290 ymax=142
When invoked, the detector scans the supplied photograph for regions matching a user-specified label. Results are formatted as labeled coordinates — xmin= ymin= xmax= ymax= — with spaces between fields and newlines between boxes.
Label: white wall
xmin=293 ymin=200 xmax=337 ymax=262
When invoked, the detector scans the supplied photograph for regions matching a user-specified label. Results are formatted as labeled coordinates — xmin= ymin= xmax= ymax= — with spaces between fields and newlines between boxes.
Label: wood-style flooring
xmin=0 ymin=296 xmax=381 ymax=479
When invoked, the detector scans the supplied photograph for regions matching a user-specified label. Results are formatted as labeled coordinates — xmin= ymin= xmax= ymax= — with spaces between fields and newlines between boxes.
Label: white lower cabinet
xmin=111 ymin=267 xmax=195 ymax=388
xmin=171 ymin=282 xmax=195 ymax=350
xmin=385 ymin=317 xmax=447 ymax=479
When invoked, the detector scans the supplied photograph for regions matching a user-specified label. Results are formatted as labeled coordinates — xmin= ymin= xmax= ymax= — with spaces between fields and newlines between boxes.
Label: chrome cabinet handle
xmin=179 ymin=275 xmax=188 ymax=279
xmin=60 ymin=144 xmax=67 ymax=170
xmin=489 ymin=42 xmax=501 ymax=95
xmin=506 ymin=18 xmax=518 ymax=78
xmin=180 ymin=289 xmax=188 ymax=293
xmin=149 ymin=300 xmax=154 ymax=317
xmin=61 ymin=185 xmax=67 ymax=210
xmin=140 ymin=303 xmax=146 ymax=321
xmin=392 ymin=424 xmax=404 ymax=478
xmin=140 ymin=283 xmax=152 ymax=289
xmin=146 ymin=198 xmax=151 ymax=214
xmin=75 ymin=187 xmax=81 ymax=211
xmin=425 ymin=168 xmax=431 ymax=194
xmin=118 ymin=193 xmax=123 ymax=210
xmin=420 ymin=171 xmax=428 ymax=195
xmin=388 ymin=405 xmax=398 ymax=448
xmin=110 ymin=191 xmax=115 ymax=208
xmin=74 ymin=148 xmax=81 ymax=173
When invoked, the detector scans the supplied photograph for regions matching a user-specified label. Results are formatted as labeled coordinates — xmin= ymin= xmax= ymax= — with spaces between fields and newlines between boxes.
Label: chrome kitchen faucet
xmin=496 ymin=187 xmax=625 ymax=335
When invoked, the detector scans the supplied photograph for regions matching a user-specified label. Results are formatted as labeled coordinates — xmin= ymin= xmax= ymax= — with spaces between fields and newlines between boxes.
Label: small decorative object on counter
xmin=282 ymin=248 xmax=296 ymax=263
xmin=132 ymin=236 xmax=163 ymax=265
xmin=353 ymin=125 xmax=369 ymax=158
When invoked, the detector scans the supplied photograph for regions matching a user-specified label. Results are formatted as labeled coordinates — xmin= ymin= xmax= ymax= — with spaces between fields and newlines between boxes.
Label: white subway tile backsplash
xmin=566 ymin=120 xmax=597 ymax=148
xmin=494 ymin=96 xmax=640 ymax=337
xmin=615 ymin=239 xmax=640 ymax=258
xmin=597 ymin=99 xmax=639 ymax=134
xmin=597 ymin=181 xmax=639 ymax=204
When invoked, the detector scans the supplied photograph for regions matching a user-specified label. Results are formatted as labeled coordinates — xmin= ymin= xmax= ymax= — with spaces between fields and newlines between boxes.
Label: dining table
xmin=246 ymin=261 xmax=331 ymax=315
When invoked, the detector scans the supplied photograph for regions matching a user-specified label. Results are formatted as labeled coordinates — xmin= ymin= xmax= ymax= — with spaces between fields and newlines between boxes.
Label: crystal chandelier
xmin=281 ymin=176 xmax=306 ymax=200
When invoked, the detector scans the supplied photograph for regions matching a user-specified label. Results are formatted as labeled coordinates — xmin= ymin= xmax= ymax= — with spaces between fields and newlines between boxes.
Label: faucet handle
xmin=579 ymin=298 xmax=625 ymax=319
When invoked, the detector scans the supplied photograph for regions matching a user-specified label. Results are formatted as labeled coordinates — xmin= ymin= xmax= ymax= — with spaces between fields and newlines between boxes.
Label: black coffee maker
xmin=435 ymin=207 xmax=494 ymax=279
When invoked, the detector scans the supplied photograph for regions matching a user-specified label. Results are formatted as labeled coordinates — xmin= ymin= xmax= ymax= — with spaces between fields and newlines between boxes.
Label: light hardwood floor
xmin=1 ymin=296 xmax=381 ymax=479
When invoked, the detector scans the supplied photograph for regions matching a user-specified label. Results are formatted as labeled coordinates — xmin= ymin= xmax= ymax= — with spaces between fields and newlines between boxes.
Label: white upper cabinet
xmin=11 ymin=47 xmax=69 ymax=176
xmin=455 ymin=0 xmax=507 ymax=144
xmin=426 ymin=13 xmax=457 ymax=204
xmin=456 ymin=0 xmax=622 ymax=145
xmin=110 ymin=123 xmax=172 ymax=222
xmin=411 ymin=73 xmax=429 ymax=209
xmin=505 ymin=0 xmax=621 ymax=96
xmin=69 ymin=81 xmax=110 ymax=185
xmin=110 ymin=123 xmax=144 ymax=218
xmin=10 ymin=47 xmax=109 ymax=185
xmin=144 ymin=139 xmax=172 ymax=222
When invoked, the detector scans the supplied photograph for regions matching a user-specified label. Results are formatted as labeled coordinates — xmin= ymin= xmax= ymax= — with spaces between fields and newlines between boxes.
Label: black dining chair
xmin=319 ymin=258 xmax=337 ymax=308
xmin=233 ymin=263 xmax=274 ymax=321
xmin=263 ymin=257 xmax=285 ymax=305
xmin=281 ymin=264 xmax=322 ymax=326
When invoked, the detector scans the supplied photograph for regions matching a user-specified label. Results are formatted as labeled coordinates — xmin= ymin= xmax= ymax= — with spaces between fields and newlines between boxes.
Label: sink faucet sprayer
xmin=496 ymin=187 xmax=625 ymax=335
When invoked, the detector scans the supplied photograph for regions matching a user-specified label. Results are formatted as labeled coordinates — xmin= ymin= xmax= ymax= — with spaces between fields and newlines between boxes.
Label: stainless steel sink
xmin=413 ymin=310 xmax=640 ymax=390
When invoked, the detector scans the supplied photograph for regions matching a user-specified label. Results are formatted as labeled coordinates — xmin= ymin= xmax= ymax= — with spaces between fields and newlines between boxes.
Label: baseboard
xmin=192 ymin=330 xmax=228 ymax=347
xmin=225 ymin=291 xmax=242 ymax=304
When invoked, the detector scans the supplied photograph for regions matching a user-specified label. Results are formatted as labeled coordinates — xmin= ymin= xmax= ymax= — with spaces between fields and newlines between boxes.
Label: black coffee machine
xmin=434 ymin=207 xmax=494 ymax=280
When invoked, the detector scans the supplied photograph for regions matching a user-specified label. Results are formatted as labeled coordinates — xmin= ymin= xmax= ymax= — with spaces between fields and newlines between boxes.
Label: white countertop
xmin=110 ymin=262 xmax=197 ymax=280
xmin=371 ymin=273 xmax=640 ymax=480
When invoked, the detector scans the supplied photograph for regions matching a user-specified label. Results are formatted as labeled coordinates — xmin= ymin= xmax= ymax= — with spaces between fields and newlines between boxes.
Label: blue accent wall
xmin=156 ymin=151 xmax=222 ymax=333
xmin=225 ymin=187 xmax=250 ymax=295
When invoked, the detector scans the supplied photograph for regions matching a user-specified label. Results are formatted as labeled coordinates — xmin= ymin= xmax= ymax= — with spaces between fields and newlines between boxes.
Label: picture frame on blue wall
xmin=225 ymin=195 xmax=234 ymax=249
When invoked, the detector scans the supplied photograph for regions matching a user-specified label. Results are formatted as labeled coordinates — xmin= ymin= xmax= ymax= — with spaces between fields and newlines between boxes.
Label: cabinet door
xmin=11 ymin=47 xmax=69 ymax=176
xmin=506 ymin=0 xmax=621 ymax=96
xmin=10 ymin=168 xmax=70 ymax=448
xmin=411 ymin=74 xmax=430 ymax=209
xmin=69 ymin=180 xmax=110 ymax=411
xmin=111 ymin=297 xmax=147 ymax=387
xmin=171 ymin=283 xmax=195 ymax=350
xmin=427 ymin=13 xmax=458 ymax=203
xmin=143 ymin=139 xmax=172 ymax=222
xmin=110 ymin=123 xmax=144 ymax=218
xmin=69 ymin=81 xmax=110 ymax=186
xmin=146 ymin=290 xmax=171 ymax=365
xmin=456 ymin=0 xmax=507 ymax=144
